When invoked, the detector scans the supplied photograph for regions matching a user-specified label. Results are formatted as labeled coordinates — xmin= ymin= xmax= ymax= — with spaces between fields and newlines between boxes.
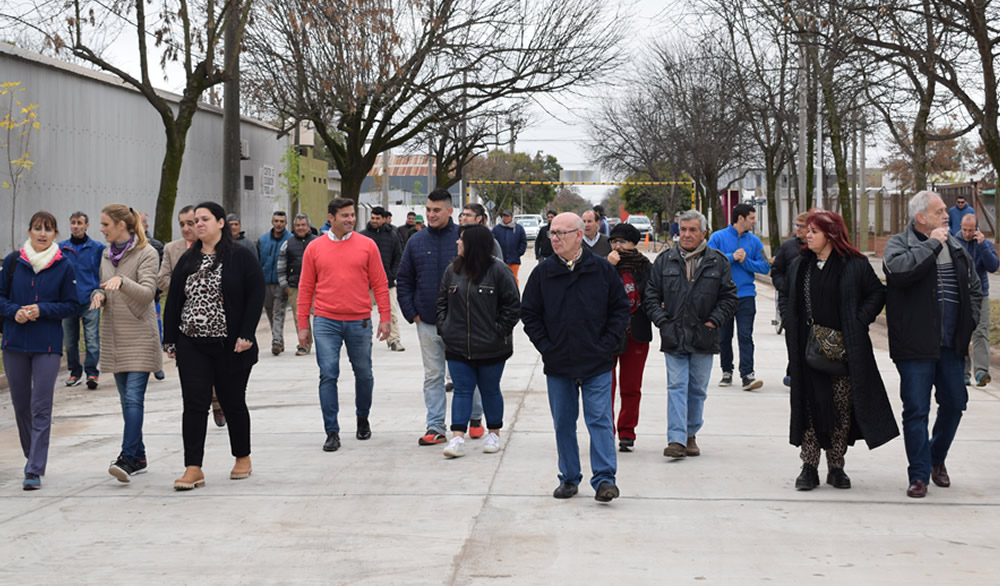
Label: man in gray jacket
xmin=883 ymin=190 xmax=982 ymax=499
xmin=278 ymin=214 xmax=318 ymax=355
xmin=644 ymin=210 xmax=738 ymax=460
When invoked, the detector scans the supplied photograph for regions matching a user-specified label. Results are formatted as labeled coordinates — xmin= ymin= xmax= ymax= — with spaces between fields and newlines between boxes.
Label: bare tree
xmin=243 ymin=0 xmax=627 ymax=203
xmin=3 ymin=0 xmax=253 ymax=240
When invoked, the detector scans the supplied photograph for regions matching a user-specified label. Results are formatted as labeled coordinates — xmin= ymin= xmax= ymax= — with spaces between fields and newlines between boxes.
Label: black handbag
xmin=803 ymin=266 xmax=848 ymax=376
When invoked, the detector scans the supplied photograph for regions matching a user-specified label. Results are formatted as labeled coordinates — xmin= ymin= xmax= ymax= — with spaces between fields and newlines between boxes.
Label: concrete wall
xmin=0 ymin=44 xmax=288 ymax=253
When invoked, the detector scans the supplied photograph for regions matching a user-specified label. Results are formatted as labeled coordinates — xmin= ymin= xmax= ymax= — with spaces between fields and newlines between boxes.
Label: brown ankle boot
xmin=173 ymin=466 xmax=205 ymax=491
xmin=230 ymin=457 xmax=252 ymax=480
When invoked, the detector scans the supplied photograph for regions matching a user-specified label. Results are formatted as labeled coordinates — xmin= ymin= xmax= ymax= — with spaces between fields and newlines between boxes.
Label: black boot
xmin=826 ymin=467 xmax=851 ymax=489
xmin=795 ymin=463 xmax=820 ymax=490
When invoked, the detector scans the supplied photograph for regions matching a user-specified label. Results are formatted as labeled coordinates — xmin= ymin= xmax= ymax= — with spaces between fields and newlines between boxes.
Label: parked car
xmin=607 ymin=217 xmax=621 ymax=228
xmin=513 ymin=215 xmax=542 ymax=240
xmin=625 ymin=214 xmax=653 ymax=236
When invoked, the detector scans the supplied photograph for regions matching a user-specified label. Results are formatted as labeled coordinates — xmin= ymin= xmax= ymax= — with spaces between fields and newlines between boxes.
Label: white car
xmin=514 ymin=215 xmax=542 ymax=240
xmin=625 ymin=215 xmax=653 ymax=236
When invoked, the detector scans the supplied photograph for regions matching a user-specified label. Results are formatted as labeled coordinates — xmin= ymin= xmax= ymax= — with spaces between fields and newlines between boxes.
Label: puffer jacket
xmin=258 ymin=229 xmax=292 ymax=284
xmin=93 ymin=240 xmax=163 ymax=373
xmin=360 ymin=222 xmax=403 ymax=287
xmin=0 ymin=249 xmax=78 ymax=353
xmin=397 ymin=219 xmax=459 ymax=324
xmin=436 ymin=259 xmax=520 ymax=362
xmin=644 ymin=245 xmax=738 ymax=354
xmin=277 ymin=232 xmax=318 ymax=289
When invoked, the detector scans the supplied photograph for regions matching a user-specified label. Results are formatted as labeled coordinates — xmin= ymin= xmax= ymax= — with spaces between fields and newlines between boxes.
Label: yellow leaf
xmin=2 ymin=181 xmax=9 ymax=189
xmin=33 ymin=122 xmax=40 ymax=130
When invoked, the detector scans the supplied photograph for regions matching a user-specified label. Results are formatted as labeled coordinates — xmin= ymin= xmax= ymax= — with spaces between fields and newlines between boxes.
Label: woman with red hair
xmin=783 ymin=210 xmax=899 ymax=491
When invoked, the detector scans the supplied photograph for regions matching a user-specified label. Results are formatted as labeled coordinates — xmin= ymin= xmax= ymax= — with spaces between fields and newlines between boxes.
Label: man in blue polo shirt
xmin=707 ymin=203 xmax=770 ymax=391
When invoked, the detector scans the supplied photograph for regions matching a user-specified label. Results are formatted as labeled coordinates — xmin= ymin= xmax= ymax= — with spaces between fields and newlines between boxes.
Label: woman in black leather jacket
xmin=436 ymin=225 xmax=521 ymax=458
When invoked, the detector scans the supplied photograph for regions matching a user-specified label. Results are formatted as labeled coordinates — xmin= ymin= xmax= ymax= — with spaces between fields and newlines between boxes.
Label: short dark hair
xmin=546 ymin=210 xmax=557 ymax=217
xmin=178 ymin=205 xmax=195 ymax=216
xmin=371 ymin=206 xmax=386 ymax=217
xmin=272 ymin=210 xmax=287 ymax=218
xmin=463 ymin=203 xmax=486 ymax=220
xmin=427 ymin=189 xmax=453 ymax=205
xmin=385 ymin=211 xmax=393 ymax=218
xmin=328 ymin=198 xmax=355 ymax=216
xmin=70 ymin=211 xmax=89 ymax=223
xmin=407 ymin=211 xmax=416 ymax=218
xmin=731 ymin=203 xmax=755 ymax=225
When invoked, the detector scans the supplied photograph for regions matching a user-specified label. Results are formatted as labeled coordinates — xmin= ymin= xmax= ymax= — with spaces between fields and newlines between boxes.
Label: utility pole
xmin=382 ymin=148 xmax=390 ymax=209
xmin=815 ymin=77 xmax=823 ymax=209
xmin=222 ymin=0 xmax=241 ymax=216
xmin=797 ymin=41 xmax=807 ymax=217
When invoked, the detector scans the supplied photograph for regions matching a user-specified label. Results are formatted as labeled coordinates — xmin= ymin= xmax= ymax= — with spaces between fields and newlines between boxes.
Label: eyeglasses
xmin=609 ymin=239 xmax=628 ymax=245
xmin=549 ymin=229 xmax=580 ymax=239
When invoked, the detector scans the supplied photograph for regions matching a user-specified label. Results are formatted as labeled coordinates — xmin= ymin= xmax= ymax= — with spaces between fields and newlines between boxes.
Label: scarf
xmin=614 ymin=248 xmax=649 ymax=278
xmin=679 ymin=240 xmax=708 ymax=281
xmin=108 ymin=233 xmax=135 ymax=267
xmin=70 ymin=234 xmax=88 ymax=246
xmin=22 ymin=240 xmax=60 ymax=274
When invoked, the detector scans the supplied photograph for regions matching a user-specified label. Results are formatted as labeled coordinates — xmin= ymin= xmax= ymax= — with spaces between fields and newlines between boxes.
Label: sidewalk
xmin=2 ymin=254 xmax=999 ymax=583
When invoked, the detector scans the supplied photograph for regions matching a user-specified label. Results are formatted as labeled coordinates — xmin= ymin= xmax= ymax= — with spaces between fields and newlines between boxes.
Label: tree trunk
xmin=704 ymin=169 xmax=725 ymax=231
xmin=911 ymin=79 xmax=934 ymax=192
xmin=765 ymin=155 xmax=782 ymax=252
xmin=154 ymin=126 xmax=185 ymax=242
xmin=821 ymin=80 xmax=853 ymax=238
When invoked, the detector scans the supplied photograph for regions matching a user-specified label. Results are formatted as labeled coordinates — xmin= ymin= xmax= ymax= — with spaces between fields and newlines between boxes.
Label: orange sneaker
xmin=418 ymin=431 xmax=446 ymax=445
xmin=468 ymin=420 xmax=485 ymax=439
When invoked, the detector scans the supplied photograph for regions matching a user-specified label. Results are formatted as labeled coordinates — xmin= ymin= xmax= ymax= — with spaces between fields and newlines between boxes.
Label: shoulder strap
xmin=803 ymin=263 xmax=814 ymax=325
xmin=2 ymin=252 xmax=16 ymax=297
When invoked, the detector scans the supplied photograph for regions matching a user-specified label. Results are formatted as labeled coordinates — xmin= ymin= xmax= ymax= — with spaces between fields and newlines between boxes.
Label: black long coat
xmin=785 ymin=251 xmax=899 ymax=449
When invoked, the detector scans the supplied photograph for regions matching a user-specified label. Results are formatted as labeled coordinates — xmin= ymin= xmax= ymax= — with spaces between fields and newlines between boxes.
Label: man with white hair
xmin=884 ymin=190 xmax=982 ymax=499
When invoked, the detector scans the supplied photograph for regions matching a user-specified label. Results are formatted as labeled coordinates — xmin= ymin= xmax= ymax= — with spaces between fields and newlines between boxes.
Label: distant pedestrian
xmin=785 ymin=210 xmax=897 ymax=491
xmin=884 ymin=190 xmax=982 ymax=498
xmin=59 ymin=211 xmax=105 ymax=389
xmin=958 ymin=213 xmax=998 ymax=386
xmin=1 ymin=211 xmax=79 ymax=490
xmin=947 ymin=195 xmax=975 ymax=236
xmin=163 ymin=202 xmax=266 ymax=490
xmin=460 ymin=203 xmax=503 ymax=259
xmin=139 ymin=212 xmax=166 ymax=382
xmin=594 ymin=205 xmax=611 ymax=237
xmin=521 ymin=212 xmax=630 ymax=502
xmin=708 ymin=203 xmax=770 ymax=391
xmin=492 ymin=210 xmax=527 ymax=283
xmin=258 ymin=211 xmax=292 ymax=355
xmin=297 ymin=198 xmax=391 ymax=452
xmin=645 ymin=210 xmax=737 ymax=460
xmin=398 ymin=189 xmax=486 ymax=445
xmin=92 ymin=204 xmax=162 ymax=484
xmin=156 ymin=205 xmax=197 ymax=292
xmin=436 ymin=224 xmax=521 ymax=458
xmin=605 ymin=222 xmax=653 ymax=452
xmin=278 ymin=214 xmax=319 ymax=355
xmin=227 ymin=213 xmax=259 ymax=261
xmin=770 ymin=211 xmax=809 ymax=387
xmin=360 ymin=206 xmax=405 ymax=352
xmin=398 ymin=211 xmax=417 ymax=245
xmin=581 ymin=210 xmax=611 ymax=257
xmin=535 ymin=210 xmax=557 ymax=261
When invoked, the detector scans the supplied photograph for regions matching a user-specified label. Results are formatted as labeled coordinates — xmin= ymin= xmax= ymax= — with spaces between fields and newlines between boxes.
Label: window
xmin=244 ymin=175 xmax=254 ymax=190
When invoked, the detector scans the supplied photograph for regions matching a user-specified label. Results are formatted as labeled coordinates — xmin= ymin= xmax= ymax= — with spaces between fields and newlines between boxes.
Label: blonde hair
xmin=102 ymin=204 xmax=148 ymax=248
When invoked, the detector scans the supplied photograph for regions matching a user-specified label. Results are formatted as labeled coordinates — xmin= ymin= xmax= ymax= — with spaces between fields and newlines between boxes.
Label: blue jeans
xmin=720 ymin=296 xmax=756 ymax=377
xmin=313 ymin=316 xmax=375 ymax=434
xmin=62 ymin=304 xmax=100 ymax=378
xmin=665 ymin=352 xmax=714 ymax=445
xmin=114 ymin=372 xmax=150 ymax=463
xmin=416 ymin=321 xmax=482 ymax=434
xmin=448 ymin=360 xmax=505 ymax=432
xmin=896 ymin=347 xmax=968 ymax=483
xmin=546 ymin=372 xmax=617 ymax=490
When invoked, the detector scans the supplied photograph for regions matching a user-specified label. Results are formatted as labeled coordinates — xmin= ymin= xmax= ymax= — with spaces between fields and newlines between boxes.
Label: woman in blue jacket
xmin=0 ymin=211 xmax=79 ymax=490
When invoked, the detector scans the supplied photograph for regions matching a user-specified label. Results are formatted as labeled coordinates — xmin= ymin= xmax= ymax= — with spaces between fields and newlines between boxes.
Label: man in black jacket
xmin=535 ymin=210 xmax=557 ymax=261
xmin=770 ymin=211 xmax=808 ymax=386
xmin=361 ymin=207 xmax=405 ymax=351
xmin=521 ymin=212 xmax=631 ymax=503
xmin=279 ymin=214 xmax=318 ymax=355
xmin=884 ymin=190 xmax=982 ymax=499
xmin=645 ymin=210 xmax=737 ymax=460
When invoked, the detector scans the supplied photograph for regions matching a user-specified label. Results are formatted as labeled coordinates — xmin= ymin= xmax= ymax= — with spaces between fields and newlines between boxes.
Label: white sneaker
xmin=483 ymin=432 xmax=501 ymax=454
xmin=443 ymin=436 xmax=466 ymax=458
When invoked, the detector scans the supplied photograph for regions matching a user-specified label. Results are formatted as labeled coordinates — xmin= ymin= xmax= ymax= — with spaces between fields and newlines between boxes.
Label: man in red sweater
xmin=297 ymin=198 xmax=391 ymax=452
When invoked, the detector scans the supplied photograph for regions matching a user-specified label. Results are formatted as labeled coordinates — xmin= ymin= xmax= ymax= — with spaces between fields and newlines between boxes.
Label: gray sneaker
xmin=719 ymin=372 xmax=733 ymax=387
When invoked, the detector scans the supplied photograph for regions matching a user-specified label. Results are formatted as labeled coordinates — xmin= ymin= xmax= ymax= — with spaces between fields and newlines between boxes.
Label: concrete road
xmin=2 ymin=253 xmax=999 ymax=584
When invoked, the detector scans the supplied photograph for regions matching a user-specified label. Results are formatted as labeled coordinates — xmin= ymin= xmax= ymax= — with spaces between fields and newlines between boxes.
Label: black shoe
xmin=595 ymin=481 xmax=620 ymax=503
xmin=795 ymin=463 xmax=820 ymax=491
xmin=552 ymin=482 xmax=578 ymax=499
xmin=132 ymin=459 xmax=148 ymax=475
xmin=108 ymin=456 xmax=140 ymax=483
xmin=826 ymin=467 xmax=851 ymax=489
xmin=356 ymin=417 xmax=371 ymax=440
xmin=618 ymin=437 xmax=634 ymax=452
xmin=445 ymin=381 xmax=454 ymax=393
xmin=323 ymin=432 xmax=341 ymax=452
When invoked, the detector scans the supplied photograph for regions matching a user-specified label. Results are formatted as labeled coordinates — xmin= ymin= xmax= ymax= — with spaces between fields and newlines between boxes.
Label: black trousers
xmin=176 ymin=334 xmax=253 ymax=467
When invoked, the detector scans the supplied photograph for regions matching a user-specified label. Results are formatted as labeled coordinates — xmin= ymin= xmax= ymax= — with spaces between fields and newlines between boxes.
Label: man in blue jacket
xmin=707 ymin=203 xmax=770 ymax=391
xmin=522 ymin=212 xmax=631 ymax=503
xmin=492 ymin=210 xmax=527 ymax=283
xmin=959 ymin=213 xmax=999 ymax=386
xmin=59 ymin=211 xmax=105 ymax=388
xmin=258 ymin=211 xmax=293 ymax=355
xmin=397 ymin=189 xmax=484 ymax=445
xmin=947 ymin=195 xmax=975 ymax=236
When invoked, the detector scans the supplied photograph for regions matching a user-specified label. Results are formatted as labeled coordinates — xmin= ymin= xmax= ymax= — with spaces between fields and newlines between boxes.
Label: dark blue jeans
xmin=62 ymin=304 xmax=100 ymax=378
xmin=114 ymin=371 xmax=150 ymax=463
xmin=720 ymin=296 xmax=756 ymax=377
xmin=447 ymin=359 xmax=505 ymax=432
xmin=896 ymin=347 xmax=968 ymax=483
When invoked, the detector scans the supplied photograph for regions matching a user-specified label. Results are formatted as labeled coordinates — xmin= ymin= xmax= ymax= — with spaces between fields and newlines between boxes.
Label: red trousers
xmin=612 ymin=334 xmax=650 ymax=440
